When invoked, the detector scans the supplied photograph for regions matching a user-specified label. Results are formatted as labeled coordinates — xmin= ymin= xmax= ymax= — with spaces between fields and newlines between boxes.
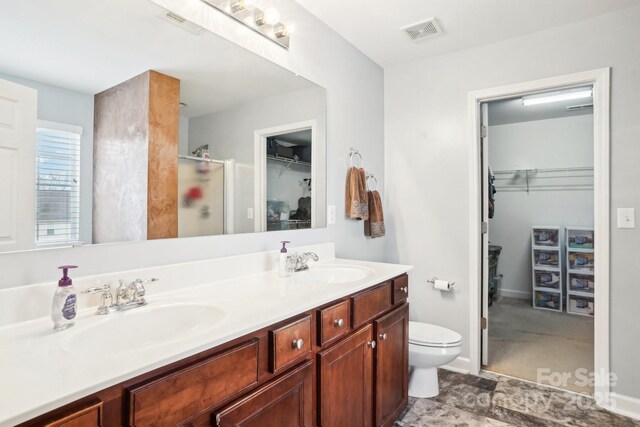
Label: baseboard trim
xmin=605 ymin=392 xmax=640 ymax=421
xmin=498 ymin=288 xmax=531 ymax=300
xmin=442 ymin=356 xmax=470 ymax=374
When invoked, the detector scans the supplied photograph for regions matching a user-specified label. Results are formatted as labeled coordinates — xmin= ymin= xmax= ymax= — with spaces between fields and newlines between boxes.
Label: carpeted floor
xmin=485 ymin=297 xmax=594 ymax=394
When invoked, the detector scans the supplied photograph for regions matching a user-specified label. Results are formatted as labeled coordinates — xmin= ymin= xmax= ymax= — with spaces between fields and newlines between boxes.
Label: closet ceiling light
xmin=522 ymin=89 xmax=592 ymax=106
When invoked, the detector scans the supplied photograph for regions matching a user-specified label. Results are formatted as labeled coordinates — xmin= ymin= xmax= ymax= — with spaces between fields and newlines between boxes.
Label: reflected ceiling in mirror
xmin=0 ymin=0 xmax=326 ymax=254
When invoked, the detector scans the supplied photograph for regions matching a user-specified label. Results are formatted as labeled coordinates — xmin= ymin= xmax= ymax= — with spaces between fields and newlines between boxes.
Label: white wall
xmin=385 ymin=5 xmax=640 ymax=398
xmin=178 ymin=115 xmax=190 ymax=156
xmin=0 ymin=0 xmax=386 ymax=289
xmin=187 ymin=86 xmax=324 ymax=234
xmin=0 ymin=72 xmax=94 ymax=245
xmin=488 ymin=115 xmax=594 ymax=299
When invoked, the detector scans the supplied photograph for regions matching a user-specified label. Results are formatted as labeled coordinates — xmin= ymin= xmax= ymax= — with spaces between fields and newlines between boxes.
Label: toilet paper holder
xmin=427 ymin=276 xmax=455 ymax=290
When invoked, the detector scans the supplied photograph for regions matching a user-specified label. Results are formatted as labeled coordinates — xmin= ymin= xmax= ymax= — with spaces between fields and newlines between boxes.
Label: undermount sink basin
xmin=293 ymin=265 xmax=374 ymax=285
xmin=64 ymin=303 xmax=225 ymax=354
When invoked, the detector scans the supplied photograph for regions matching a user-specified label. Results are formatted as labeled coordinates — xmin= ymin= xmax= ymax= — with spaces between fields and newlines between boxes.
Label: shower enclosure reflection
xmin=178 ymin=156 xmax=226 ymax=237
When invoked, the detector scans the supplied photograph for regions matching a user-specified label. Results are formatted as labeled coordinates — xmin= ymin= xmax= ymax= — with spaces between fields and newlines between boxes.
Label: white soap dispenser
xmin=279 ymin=241 xmax=291 ymax=277
xmin=51 ymin=265 xmax=78 ymax=331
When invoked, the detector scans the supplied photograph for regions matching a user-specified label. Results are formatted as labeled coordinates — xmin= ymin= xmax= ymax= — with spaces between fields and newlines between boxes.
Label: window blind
xmin=35 ymin=126 xmax=81 ymax=246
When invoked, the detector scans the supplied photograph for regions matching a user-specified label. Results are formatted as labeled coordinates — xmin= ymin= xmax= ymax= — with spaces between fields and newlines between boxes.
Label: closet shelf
xmin=493 ymin=166 xmax=593 ymax=193
xmin=267 ymin=154 xmax=311 ymax=167
xmin=493 ymin=166 xmax=593 ymax=175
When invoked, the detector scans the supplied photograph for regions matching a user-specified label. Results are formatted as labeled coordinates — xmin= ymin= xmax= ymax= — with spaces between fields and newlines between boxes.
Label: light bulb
xmin=264 ymin=7 xmax=280 ymax=25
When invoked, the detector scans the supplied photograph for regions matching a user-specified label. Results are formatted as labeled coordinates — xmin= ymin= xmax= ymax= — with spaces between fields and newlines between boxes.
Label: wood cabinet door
xmin=318 ymin=324 xmax=374 ymax=427
xmin=215 ymin=361 xmax=313 ymax=427
xmin=374 ymin=303 xmax=409 ymax=427
xmin=42 ymin=400 xmax=103 ymax=427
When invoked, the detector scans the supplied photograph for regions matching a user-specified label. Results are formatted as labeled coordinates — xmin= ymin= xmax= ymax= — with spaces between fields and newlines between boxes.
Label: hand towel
xmin=364 ymin=190 xmax=385 ymax=238
xmin=345 ymin=167 xmax=369 ymax=220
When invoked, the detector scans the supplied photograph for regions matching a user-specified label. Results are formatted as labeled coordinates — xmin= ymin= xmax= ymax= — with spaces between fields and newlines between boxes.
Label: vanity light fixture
xmin=522 ymin=89 xmax=592 ymax=106
xmin=201 ymin=0 xmax=291 ymax=49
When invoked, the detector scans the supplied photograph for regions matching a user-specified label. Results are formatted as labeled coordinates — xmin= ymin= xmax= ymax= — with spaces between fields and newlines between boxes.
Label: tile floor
xmin=395 ymin=369 xmax=639 ymax=427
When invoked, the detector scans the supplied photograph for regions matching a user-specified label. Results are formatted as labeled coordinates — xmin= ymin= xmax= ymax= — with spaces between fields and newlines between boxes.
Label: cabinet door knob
xmin=333 ymin=318 xmax=344 ymax=328
xmin=402 ymin=286 xmax=408 ymax=293
xmin=379 ymin=333 xmax=388 ymax=340
xmin=367 ymin=340 xmax=376 ymax=349
xmin=291 ymin=338 xmax=304 ymax=350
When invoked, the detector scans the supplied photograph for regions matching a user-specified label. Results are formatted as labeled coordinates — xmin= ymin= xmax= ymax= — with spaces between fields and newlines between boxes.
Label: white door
xmin=0 ymin=78 xmax=37 ymax=252
xmin=481 ymin=102 xmax=490 ymax=366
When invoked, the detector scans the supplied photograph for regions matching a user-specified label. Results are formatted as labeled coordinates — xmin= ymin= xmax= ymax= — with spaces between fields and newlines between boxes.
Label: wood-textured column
xmin=93 ymin=70 xmax=179 ymax=243
xmin=147 ymin=71 xmax=179 ymax=240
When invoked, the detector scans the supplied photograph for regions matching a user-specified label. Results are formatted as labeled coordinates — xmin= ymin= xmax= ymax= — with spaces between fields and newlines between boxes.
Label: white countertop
xmin=0 ymin=257 xmax=411 ymax=426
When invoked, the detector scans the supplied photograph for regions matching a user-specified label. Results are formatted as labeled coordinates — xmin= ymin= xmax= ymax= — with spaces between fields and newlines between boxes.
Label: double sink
xmin=63 ymin=264 xmax=374 ymax=355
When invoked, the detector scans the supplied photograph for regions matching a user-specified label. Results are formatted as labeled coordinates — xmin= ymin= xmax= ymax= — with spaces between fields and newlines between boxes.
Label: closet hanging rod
xmin=493 ymin=166 xmax=593 ymax=175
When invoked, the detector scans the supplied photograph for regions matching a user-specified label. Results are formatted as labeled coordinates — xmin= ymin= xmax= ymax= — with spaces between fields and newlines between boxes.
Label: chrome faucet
xmin=287 ymin=252 xmax=319 ymax=273
xmin=83 ymin=278 xmax=158 ymax=315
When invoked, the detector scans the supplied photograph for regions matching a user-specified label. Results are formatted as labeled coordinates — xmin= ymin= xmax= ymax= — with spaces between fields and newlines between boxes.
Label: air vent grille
xmin=566 ymin=104 xmax=594 ymax=111
xmin=402 ymin=18 xmax=444 ymax=41
xmin=165 ymin=11 xmax=186 ymax=24
xmin=158 ymin=9 xmax=205 ymax=35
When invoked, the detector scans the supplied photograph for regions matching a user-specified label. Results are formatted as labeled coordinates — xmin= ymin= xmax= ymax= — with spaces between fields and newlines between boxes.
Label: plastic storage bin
xmin=568 ymin=273 xmax=595 ymax=294
xmin=533 ymin=249 xmax=560 ymax=268
xmin=533 ymin=290 xmax=562 ymax=312
xmin=534 ymin=270 xmax=561 ymax=290
xmin=568 ymin=251 xmax=595 ymax=272
xmin=532 ymin=227 xmax=560 ymax=247
xmin=567 ymin=228 xmax=594 ymax=249
xmin=567 ymin=295 xmax=594 ymax=316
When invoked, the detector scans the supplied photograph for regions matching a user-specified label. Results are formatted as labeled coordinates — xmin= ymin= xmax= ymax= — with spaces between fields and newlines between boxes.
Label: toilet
xmin=408 ymin=321 xmax=462 ymax=398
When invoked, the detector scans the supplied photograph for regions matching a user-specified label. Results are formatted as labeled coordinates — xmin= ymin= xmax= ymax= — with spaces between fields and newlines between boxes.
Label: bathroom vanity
xmin=0 ymin=249 xmax=411 ymax=427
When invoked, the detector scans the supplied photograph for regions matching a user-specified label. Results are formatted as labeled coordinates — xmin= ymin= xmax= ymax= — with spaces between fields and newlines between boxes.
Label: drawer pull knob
xmin=333 ymin=318 xmax=344 ymax=328
xmin=291 ymin=338 xmax=304 ymax=350
xmin=379 ymin=333 xmax=388 ymax=340
xmin=402 ymin=286 xmax=408 ymax=293
xmin=367 ymin=340 xmax=376 ymax=349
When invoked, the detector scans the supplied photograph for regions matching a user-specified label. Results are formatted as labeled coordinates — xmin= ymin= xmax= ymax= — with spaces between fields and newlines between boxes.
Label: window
xmin=35 ymin=121 xmax=82 ymax=247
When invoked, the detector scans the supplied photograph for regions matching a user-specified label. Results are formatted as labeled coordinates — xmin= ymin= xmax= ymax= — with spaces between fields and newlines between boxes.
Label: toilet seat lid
xmin=409 ymin=321 xmax=462 ymax=348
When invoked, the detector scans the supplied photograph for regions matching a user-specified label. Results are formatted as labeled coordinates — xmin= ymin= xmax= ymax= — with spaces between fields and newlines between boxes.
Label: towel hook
xmin=349 ymin=147 xmax=363 ymax=168
xmin=366 ymin=172 xmax=378 ymax=192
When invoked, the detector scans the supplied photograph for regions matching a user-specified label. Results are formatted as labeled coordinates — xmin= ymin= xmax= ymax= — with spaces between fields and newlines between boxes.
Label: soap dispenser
xmin=51 ymin=265 xmax=78 ymax=331
xmin=279 ymin=241 xmax=291 ymax=277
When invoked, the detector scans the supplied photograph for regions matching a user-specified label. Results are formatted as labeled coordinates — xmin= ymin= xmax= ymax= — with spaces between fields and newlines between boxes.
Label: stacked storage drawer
xmin=566 ymin=227 xmax=595 ymax=316
xmin=531 ymin=227 xmax=563 ymax=312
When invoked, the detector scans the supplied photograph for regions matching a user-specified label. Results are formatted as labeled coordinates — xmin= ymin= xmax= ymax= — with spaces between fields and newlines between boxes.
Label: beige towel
xmin=345 ymin=167 xmax=369 ymax=220
xmin=364 ymin=190 xmax=385 ymax=238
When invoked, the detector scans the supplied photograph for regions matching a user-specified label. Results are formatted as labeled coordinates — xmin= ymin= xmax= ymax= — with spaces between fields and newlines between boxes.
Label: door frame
xmin=253 ymin=120 xmax=317 ymax=232
xmin=467 ymin=68 xmax=611 ymax=402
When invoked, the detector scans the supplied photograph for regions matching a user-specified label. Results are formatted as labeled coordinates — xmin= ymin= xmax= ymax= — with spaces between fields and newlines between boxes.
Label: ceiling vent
xmin=566 ymin=104 xmax=594 ymax=111
xmin=401 ymin=17 xmax=444 ymax=41
xmin=158 ymin=10 xmax=205 ymax=35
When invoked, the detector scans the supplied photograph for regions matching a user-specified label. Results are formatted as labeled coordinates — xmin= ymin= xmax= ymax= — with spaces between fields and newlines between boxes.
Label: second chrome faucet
xmin=287 ymin=252 xmax=319 ymax=273
xmin=83 ymin=278 xmax=159 ymax=315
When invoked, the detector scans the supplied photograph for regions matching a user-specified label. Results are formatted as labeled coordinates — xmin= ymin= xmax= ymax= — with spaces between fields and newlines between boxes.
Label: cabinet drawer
xmin=43 ymin=400 xmax=103 ymax=427
xmin=215 ymin=361 xmax=314 ymax=427
xmin=393 ymin=275 xmax=409 ymax=305
xmin=269 ymin=315 xmax=312 ymax=374
xmin=317 ymin=300 xmax=350 ymax=346
xmin=352 ymin=282 xmax=392 ymax=328
xmin=128 ymin=340 xmax=259 ymax=426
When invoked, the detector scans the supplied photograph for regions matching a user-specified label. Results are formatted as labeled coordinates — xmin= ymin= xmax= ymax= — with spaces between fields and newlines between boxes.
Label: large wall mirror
xmin=0 ymin=0 xmax=326 ymax=253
